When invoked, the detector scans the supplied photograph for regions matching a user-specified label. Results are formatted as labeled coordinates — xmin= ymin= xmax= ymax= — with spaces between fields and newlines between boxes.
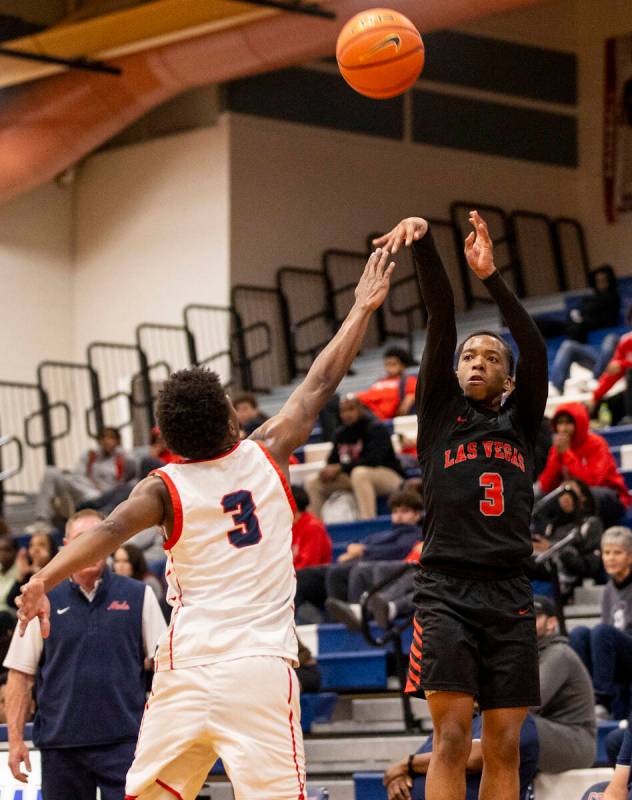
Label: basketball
xmin=336 ymin=8 xmax=424 ymax=100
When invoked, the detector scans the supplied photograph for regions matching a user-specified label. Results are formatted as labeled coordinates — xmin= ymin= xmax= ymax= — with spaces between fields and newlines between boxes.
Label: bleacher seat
xmin=301 ymin=692 xmax=338 ymax=734
xmin=318 ymin=651 xmax=387 ymax=691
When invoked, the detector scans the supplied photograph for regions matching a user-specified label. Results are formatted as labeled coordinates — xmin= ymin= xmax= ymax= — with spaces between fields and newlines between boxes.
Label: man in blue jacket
xmin=4 ymin=509 xmax=166 ymax=800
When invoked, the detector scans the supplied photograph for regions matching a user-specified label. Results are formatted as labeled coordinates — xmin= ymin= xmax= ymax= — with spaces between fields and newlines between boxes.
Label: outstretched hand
xmin=16 ymin=578 xmax=50 ymax=638
xmin=354 ymin=247 xmax=396 ymax=312
xmin=464 ymin=210 xmax=496 ymax=279
xmin=372 ymin=217 xmax=428 ymax=254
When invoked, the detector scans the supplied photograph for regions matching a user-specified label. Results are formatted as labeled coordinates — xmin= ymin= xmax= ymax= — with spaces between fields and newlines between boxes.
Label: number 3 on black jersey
xmin=479 ymin=473 xmax=505 ymax=516
xmin=221 ymin=490 xmax=263 ymax=548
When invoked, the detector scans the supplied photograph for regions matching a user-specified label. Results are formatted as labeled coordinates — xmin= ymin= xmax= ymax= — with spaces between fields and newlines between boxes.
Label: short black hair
xmin=291 ymin=484 xmax=309 ymax=512
xmin=97 ymin=426 xmax=121 ymax=442
xmin=455 ymin=330 xmax=515 ymax=376
xmin=157 ymin=367 xmax=230 ymax=460
xmin=232 ymin=392 xmax=259 ymax=410
xmin=388 ymin=489 xmax=424 ymax=512
xmin=383 ymin=347 xmax=417 ymax=368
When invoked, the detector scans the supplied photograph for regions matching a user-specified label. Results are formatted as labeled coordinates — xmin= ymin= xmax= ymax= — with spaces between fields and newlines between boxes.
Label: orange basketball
xmin=336 ymin=8 xmax=424 ymax=100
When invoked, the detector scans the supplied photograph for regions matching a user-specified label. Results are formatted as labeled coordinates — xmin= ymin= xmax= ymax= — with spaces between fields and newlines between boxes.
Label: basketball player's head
xmin=156 ymin=367 xmax=239 ymax=460
xmin=455 ymin=331 xmax=514 ymax=402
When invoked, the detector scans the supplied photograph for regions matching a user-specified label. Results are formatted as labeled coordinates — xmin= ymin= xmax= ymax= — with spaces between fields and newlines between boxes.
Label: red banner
xmin=604 ymin=34 xmax=632 ymax=224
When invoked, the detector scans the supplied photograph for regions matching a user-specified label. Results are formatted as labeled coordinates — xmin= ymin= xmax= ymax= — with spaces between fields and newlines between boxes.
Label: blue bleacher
xmin=301 ymin=692 xmax=338 ymax=734
xmin=318 ymin=651 xmax=387 ymax=691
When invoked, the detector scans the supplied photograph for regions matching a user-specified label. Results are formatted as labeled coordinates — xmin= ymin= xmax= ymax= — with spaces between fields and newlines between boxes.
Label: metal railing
xmin=277 ymin=266 xmax=336 ymax=376
xmin=183 ymin=304 xmax=249 ymax=390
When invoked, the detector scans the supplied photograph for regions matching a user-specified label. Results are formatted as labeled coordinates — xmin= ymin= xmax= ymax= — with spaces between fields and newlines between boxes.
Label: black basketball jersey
xmin=419 ymin=393 xmax=535 ymax=578
xmin=412 ymin=228 xmax=548 ymax=580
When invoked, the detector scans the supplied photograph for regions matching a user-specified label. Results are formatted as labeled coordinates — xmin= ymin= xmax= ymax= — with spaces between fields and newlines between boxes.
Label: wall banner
xmin=604 ymin=33 xmax=632 ymax=223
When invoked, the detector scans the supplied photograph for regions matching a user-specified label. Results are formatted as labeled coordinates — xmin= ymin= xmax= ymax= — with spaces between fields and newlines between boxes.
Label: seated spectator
xmin=327 ymin=542 xmax=421 ymax=631
xmin=550 ymin=332 xmax=621 ymax=396
xmin=294 ymin=490 xmax=422 ymax=621
xmin=296 ymin=638 xmax=321 ymax=694
xmin=232 ymin=392 xmax=268 ymax=437
xmin=530 ymin=479 xmax=604 ymax=596
xmin=384 ymin=596 xmax=595 ymax=799
xmin=591 ymin=327 xmax=632 ymax=424
xmin=113 ymin=543 xmax=164 ymax=603
xmin=570 ymin=527 xmax=632 ymax=719
xmin=537 ymin=403 xmax=631 ymax=526
xmin=305 ymin=395 xmax=403 ymax=521
xmin=6 ymin=532 xmax=58 ymax=610
xmin=31 ymin=427 xmax=135 ymax=530
xmin=291 ymin=485 xmax=332 ymax=570
xmin=537 ymin=265 xmax=620 ymax=343
xmin=0 ymin=535 xmax=18 ymax=613
xmin=581 ymin=724 xmax=632 ymax=800
xmin=357 ymin=346 xmax=418 ymax=420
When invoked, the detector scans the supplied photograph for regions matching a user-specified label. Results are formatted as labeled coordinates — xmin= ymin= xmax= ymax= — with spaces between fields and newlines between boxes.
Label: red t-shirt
xmin=357 ymin=374 xmax=417 ymax=420
xmin=292 ymin=512 xmax=333 ymax=570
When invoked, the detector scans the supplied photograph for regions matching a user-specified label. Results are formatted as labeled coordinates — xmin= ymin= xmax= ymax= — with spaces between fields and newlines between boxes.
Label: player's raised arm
xmin=374 ymin=217 xmax=459 ymax=419
xmin=15 ymin=477 xmax=168 ymax=637
xmin=252 ymin=248 xmax=395 ymax=462
xmin=464 ymin=210 xmax=548 ymax=438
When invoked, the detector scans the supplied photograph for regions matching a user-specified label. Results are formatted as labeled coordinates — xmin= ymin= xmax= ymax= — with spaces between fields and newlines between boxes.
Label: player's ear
xmin=503 ymin=375 xmax=514 ymax=393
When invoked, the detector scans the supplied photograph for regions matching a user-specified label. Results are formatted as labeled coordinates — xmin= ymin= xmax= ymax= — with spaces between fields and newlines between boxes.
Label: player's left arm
xmin=16 ymin=477 xmax=169 ymax=637
xmin=465 ymin=211 xmax=548 ymax=438
xmin=250 ymin=248 xmax=395 ymax=465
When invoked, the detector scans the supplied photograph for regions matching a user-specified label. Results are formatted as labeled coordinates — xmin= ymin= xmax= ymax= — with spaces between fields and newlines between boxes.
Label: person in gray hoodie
xmin=532 ymin=595 xmax=597 ymax=773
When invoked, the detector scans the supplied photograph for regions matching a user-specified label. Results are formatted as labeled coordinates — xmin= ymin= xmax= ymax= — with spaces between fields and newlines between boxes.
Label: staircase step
xmin=204 ymin=779 xmax=354 ymax=800
xmin=319 ymin=651 xmax=387 ymax=691
xmin=305 ymin=735 xmax=418 ymax=774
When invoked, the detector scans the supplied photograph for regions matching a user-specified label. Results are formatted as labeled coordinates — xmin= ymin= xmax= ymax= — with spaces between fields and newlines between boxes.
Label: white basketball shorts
xmin=124 ymin=655 xmax=306 ymax=800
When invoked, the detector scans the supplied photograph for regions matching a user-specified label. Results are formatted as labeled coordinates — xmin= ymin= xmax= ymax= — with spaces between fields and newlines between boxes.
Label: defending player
xmin=374 ymin=213 xmax=547 ymax=800
xmin=15 ymin=248 xmax=396 ymax=800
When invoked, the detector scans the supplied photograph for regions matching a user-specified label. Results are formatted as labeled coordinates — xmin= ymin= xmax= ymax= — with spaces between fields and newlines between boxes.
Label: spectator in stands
xmin=537 ymin=403 xmax=631 ymax=526
xmin=113 ymin=543 xmax=164 ymax=603
xmin=357 ymin=346 xmax=418 ymax=420
xmin=537 ymin=265 xmax=620 ymax=342
xmin=232 ymin=392 xmax=268 ymax=437
xmin=6 ymin=532 xmax=58 ymax=610
xmin=570 ymin=527 xmax=632 ymax=719
xmin=0 ymin=535 xmax=18 ymax=613
xmin=291 ymin=485 xmax=332 ymax=570
xmin=549 ymin=324 xmax=623 ymax=396
xmin=581 ymin=724 xmax=632 ymax=800
xmin=294 ymin=490 xmax=422 ymax=622
xmin=4 ymin=508 xmax=166 ymax=798
xmin=31 ymin=427 xmax=135 ymax=531
xmin=305 ymin=395 xmax=403 ymax=520
xmin=591 ymin=327 xmax=632 ymax=424
xmin=530 ymin=479 xmax=604 ymax=597
xmin=384 ymin=596 xmax=595 ymax=799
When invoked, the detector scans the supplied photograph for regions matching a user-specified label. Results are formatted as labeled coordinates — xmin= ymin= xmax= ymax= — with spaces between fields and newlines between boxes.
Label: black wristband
xmin=407 ymin=754 xmax=418 ymax=778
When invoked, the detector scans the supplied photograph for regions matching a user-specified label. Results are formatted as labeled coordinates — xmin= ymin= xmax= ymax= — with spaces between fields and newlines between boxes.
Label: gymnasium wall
xmin=72 ymin=122 xmax=231 ymax=361
xmin=0 ymin=181 xmax=73 ymax=382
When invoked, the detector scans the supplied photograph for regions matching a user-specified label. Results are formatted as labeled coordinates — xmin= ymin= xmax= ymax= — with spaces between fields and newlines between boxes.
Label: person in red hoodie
xmin=537 ymin=402 xmax=631 ymax=526
xmin=591 ymin=330 xmax=632 ymax=419
xmin=291 ymin=485 xmax=332 ymax=571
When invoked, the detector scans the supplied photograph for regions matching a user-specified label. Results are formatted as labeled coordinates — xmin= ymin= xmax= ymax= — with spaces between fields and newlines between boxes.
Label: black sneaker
xmin=325 ymin=598 xmax=362 ymax=633
xmin=369 ymin=593 xmax=392 ymax=629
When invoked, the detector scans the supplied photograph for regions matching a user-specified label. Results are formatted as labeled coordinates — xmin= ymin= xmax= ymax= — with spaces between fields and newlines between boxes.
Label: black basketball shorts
xmin=405 ymin=567 xmax=540 ymax=710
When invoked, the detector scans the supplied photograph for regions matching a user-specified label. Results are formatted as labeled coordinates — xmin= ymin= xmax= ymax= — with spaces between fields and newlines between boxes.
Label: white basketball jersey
xmin=152 ymin=439 xmax=298 ymax=671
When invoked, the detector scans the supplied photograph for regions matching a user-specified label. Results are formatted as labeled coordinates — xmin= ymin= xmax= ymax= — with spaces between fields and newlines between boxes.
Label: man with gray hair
xmin=570 ymin=526 xmax=632 ymax=718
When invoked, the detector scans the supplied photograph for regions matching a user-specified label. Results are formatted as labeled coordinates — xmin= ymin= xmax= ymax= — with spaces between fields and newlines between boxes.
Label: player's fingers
xmin=23 ymin=750 xmax=31 ymax=772
xmin=404 ymin=221 xmax=416 ymax=247
xmin=384 ymin=262 xmax=396 ymax=283
xmin=464 ymin=231 xmax=475 ymax=253
xmin=375 ymin=247 xmax=390 ymax=275
xmin=391 ymin=225 xmax=405 ymax=253
xmin=372 ymin=232 xmax=389 ymax=246
xmin=40 ymin=612 xmax=50 ymax=639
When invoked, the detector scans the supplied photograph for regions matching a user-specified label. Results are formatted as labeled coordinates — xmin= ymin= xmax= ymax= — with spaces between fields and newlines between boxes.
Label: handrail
xmin=136 ymin=322 xmax=198 ymax=367
xmin=277 ymin=266 xmax=336 ymax=375
xmin=85 ymin=390 xmax=133 ymax=438
xmin=358 ymin=562 xmax=420 ymax=732
xmin=509 ymin=209 xmax=567 ymax=294
xmin=0 ymin=435 xmax=23 ymax=483
xmin=24 ymin=400 xmax=71 ymax=448
xmin=450 ymin=201 xmax=525 ymax=307
xmin=552 ymin=216 xmax=591 ymax=288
